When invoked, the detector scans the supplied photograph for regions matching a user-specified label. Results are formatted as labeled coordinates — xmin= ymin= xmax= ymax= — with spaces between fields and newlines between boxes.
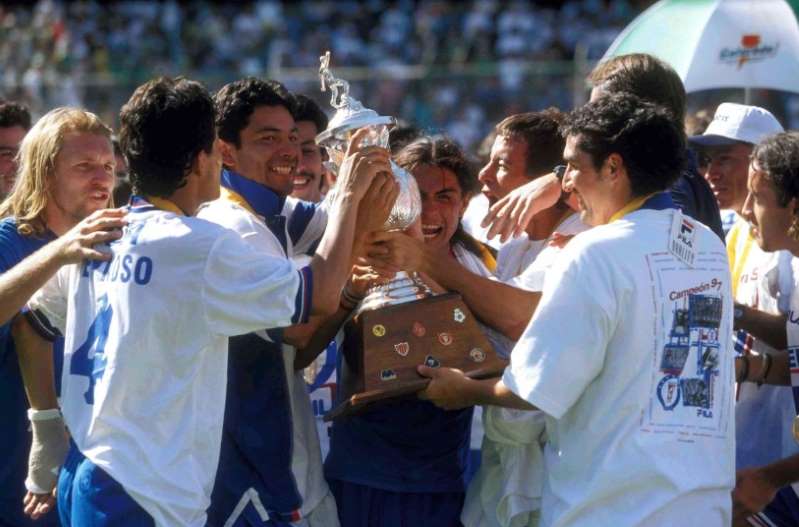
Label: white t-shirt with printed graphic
xmin=28 ymin=207 xmax=307 ymax=527
xmin=728 ymin=218 xmax=798 ymax=470
xmin=504 ymin=207 xmax=735 ymax=527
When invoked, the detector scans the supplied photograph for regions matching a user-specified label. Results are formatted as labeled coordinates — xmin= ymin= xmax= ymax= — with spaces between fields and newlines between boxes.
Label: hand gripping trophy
xmin=318 ymin=52 xmax=503 ymax=419
xmin=317 ymin=51 xmax=432 ymax=310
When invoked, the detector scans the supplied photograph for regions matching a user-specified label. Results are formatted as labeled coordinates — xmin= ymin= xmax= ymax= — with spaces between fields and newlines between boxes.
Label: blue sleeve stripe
xmin=287 ymin=202 xmax=317 ymax=246
xmin=24 ymin=309 xmax=61 ymax=342
xmin=291 ymin=266 xmax=313 ymax=325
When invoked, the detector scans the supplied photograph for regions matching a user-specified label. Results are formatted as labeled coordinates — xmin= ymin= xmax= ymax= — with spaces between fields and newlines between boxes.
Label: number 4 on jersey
xmin=70 ymin=294 xmax=113 ymax=404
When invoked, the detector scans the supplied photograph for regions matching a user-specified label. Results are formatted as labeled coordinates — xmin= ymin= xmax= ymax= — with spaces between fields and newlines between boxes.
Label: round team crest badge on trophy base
xmin=318 ymin=51 xmax=505 ymax=421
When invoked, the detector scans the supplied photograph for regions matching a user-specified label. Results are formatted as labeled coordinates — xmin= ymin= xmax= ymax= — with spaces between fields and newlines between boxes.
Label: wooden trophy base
xmin=325 ymin=293 xmax=506 ymax=421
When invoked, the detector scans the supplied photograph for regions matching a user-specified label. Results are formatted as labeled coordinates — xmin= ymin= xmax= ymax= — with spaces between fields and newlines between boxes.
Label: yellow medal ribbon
xmin=728 ymin=221 xmax=755 ymax=299
xmin=477 ymin=242 xmax=497 ymax=273
xmin=608 ymin=192 xmax=658 ymax=223
xmin=145 ymin=196 xmax=185 ymax=216
xmin=220 ymin=187 xmax=258 ymax=217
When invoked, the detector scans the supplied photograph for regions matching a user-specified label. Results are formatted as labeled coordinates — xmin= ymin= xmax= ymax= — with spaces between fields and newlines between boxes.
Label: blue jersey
xmin=0 ymin=218 xmax=61 ymax=527
xmin=324 ymin=342 xmax=474 ymax=494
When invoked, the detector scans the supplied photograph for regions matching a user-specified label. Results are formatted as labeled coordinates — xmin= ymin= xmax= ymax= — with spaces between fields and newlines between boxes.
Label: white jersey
xmin=198 ymin=197 xmax=334 ymax=524
xmin=504 ymin=206 xmax=735 ymax=527
xmin=462 ymin=193 xmax=502 ymax=251
xmin=728 ymin=218 xmax=798 ymax=469
xmin=495 ymin=213 xmax=586 ymax=290
xmin=28 ymin=201 xmax=310 ymax=527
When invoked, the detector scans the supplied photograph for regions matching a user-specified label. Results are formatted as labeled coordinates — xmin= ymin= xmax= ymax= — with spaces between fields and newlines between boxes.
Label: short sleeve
xmin=202 ymin=231 xmax=313 ymax=337
xmin=27 ymin=269 xmax=70 ymax=340
xmin=502 ymin=243 xmax=618 ymax=419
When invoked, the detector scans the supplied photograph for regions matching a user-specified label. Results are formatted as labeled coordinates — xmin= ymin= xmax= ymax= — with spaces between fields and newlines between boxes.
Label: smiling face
xmin=291 ymin=120 xmax=325 ymax=203
xmin=413 ymin=163 xmax=467 ymax=252
xmin=478 ymin=134 xmax=530 ymax=205
xmin=47 ymin=132 xmax=115 ymax=233
xmin=222 ymin=105 xmax=300 ymax=197
xmin=742 ymin=160 xmax=796 ymax=253
xmin=703 ymin=142 xmax=752 ymax=213
xmin=562 ymin=134 xmax=627 ymax=227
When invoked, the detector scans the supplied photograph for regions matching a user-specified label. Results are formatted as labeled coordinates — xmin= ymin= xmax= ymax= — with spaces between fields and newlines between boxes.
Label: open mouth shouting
xmin=421 ymin=223 xmax=443 ymax=240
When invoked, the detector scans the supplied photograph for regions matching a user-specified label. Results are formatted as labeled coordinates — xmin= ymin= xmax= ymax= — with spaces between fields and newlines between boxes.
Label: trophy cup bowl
xmin=318 ymin=52 xmax=503 ymax=420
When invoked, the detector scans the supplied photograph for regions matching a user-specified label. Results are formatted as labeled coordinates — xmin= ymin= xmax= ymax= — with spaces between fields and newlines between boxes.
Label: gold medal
xmin=793 ymin=415 xmax=799 ymax=443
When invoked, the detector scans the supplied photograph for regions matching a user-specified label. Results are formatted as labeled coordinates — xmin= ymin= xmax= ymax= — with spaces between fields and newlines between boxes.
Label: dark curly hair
xmin=395 ymin=136 xmax=487 ymax=258
xmin=561 ymin=92 xmax=686 ymax=197
xmin=119 ymin=77 xmax=216 ymax=198
xmin=752 ymin=132 xmax=799 ymax=238
xmin=0 ymin=100 xmax=31 ymax=130
xmin=214 ymin=78 xmax=296 ymax=148
xmin=395 ymin=136 xmax=478 ymax=198
xmin=495 ymin=109 xmax=565 ymax=179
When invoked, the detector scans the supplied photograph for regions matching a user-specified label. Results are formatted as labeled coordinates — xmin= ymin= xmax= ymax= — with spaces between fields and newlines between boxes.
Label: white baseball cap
xmin=689 ymin=102 xmax=783 ymax=147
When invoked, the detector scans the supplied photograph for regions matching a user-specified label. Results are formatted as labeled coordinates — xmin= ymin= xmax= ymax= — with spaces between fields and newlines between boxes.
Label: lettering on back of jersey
xmin=82 ymin=253 xmax=153 ymax=285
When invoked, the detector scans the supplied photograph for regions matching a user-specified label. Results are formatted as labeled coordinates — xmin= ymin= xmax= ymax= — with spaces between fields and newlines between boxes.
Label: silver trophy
xmin=318 ymin=51 xmax=431 ymax=310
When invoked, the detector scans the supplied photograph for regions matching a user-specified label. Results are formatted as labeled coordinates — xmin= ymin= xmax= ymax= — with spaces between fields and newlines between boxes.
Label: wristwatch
xmin=553 ymin=164 xmax=567 ymax=181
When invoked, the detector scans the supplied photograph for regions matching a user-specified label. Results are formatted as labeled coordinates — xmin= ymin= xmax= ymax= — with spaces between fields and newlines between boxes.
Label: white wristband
xmin=27 ymin=408 xmax=62 ymax=421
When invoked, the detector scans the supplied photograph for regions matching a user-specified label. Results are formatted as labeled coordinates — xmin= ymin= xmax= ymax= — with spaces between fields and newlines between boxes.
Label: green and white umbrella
xmin=602 ymin=0 xmax=799 ymax=93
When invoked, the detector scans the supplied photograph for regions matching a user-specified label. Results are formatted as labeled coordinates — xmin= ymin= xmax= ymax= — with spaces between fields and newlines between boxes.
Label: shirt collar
xmin=220 ymin=169 xmax=284 ymax=218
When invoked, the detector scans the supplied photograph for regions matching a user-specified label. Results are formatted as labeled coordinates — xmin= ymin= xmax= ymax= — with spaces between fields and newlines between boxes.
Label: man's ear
xmin=219 ymin=139 xmax=238 ymax=170
xmin=604 ymin=153 xmax=625 ymax=183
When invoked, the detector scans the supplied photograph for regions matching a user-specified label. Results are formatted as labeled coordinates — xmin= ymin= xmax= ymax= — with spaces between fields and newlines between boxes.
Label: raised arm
xmin=307 ymin=129 xmax=397 ymax=316
xmin=0 ymin=209 xmax=125 ymax=325
xmin=481 ymin=172 xmax=562 ymax=242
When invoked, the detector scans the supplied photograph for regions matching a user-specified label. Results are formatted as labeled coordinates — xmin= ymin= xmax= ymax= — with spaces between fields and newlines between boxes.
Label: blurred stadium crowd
xmin=0 ymin=0 xmax=650 ymax=152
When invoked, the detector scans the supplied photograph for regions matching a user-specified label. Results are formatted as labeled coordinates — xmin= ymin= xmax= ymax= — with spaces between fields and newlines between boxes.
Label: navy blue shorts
xmin=57 ymin=444 xmax=153 ymax=527
xmin=750 ymin=486 xmax=799 ymax=527
xmin=328 ymin=478 xmax=464 ymax=527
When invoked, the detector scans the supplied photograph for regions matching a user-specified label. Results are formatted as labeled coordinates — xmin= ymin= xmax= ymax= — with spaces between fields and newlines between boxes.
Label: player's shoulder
xmin=0 ymin=217 xmax=47 ymax=266
xmin=133 ymin=208 xmax=232 ymax=251
xmin=0 ymin=217 xmax=21 ymax=244
xmin=197 ymin=198 xmax=261 ymax=234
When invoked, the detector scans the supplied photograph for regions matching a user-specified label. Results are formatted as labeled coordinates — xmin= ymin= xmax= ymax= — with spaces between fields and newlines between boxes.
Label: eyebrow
xmin=436 ymin=187 xmax=459 ymax=195
xmin=254 ymin=126 xmax=298 ymax=134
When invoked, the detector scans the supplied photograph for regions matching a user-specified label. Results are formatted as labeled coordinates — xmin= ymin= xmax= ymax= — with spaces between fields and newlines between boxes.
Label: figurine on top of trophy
xmin=317 ymin=51 xmax=431 ymax=311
